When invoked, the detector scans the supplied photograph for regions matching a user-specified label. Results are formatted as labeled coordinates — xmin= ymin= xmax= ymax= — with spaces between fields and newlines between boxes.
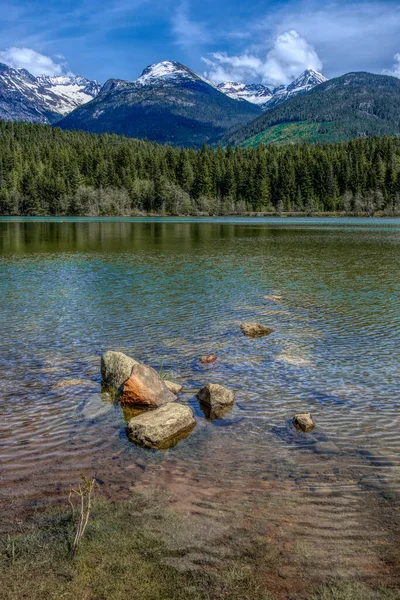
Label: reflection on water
xmin=0 ymin=217 xmax=399 ymax=581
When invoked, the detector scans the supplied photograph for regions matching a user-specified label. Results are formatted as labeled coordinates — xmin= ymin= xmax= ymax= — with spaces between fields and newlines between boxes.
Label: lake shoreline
xmin=1 ymin=211 xmax=400 ymax=219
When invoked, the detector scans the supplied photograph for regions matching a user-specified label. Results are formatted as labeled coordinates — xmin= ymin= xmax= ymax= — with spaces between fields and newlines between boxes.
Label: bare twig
xmin=69 ymin=473 xmax=98 ymax=556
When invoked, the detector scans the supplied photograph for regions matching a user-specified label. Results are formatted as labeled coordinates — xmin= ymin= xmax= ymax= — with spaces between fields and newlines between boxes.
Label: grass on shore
xmin=0 ymin=492 xmax=399 ymax=600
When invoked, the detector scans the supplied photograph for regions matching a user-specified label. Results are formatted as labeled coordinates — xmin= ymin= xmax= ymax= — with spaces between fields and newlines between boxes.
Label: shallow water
xmin=1 ymin=217 xmax=399 ymax=586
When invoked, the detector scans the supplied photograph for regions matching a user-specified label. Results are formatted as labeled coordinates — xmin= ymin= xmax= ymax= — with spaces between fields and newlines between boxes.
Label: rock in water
xmin=293 ymin=413 xmax=315 ymax=432
xmin=240 ymin=323 xmax=275 ymax=337
xmin=82 ymin=393 xmax=113 ymax=420
xmin=101 ymin=351 xmax=138 ymax=388
xmin=264 ymin=295 xmax=282 ymax=302
xmin=164 ymin=380 xmax=183 ymax=395
xmin=200 ymin=403 xmax=233 ymax=420
xmin=122 ymin=364 xmax=177 ymax=407
xmin=126 ymin=404 xmax=196 ymax=449
xmin=197 ymin=383 xmax=234 ymax=408
xmin=199 ymin=355 xmax=218 ymax=364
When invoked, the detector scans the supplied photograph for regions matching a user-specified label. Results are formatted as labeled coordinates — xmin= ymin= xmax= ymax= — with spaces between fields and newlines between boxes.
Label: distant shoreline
xmin=1 ymin=212 xmax=399 ymax=219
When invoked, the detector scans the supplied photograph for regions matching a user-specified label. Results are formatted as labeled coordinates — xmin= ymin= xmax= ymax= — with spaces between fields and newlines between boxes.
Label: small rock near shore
xmin=197 ymin=383 xmax=234 ymax=408
xmin=199 ymin=354 xmax=218 ymax=364
xmin=293 ymin=413 xmax=315 ymax=433
xmin=126 ymin=403 xmax=196 ymax=449
xmin=101 ymin=351 xmax=138 ymax=389
xmin=122 ymin=363 xmax=177 ymax=407
xmin=164 ymin=380 xmax=183 ymax=395
xmin=240 ymin=322 xmax=275 ymax=338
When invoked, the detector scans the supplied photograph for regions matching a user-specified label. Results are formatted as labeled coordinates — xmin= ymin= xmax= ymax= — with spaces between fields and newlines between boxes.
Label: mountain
xmin=216 ymin=82 xmax=273 ymax=105
xmin=56 ymin=61 xmax=262 ymax=147
xmin=263 ymin=69 xmax=328 ymax=109
xmin=217 ymin=69 xmax=327 ymax=110
xmin=224 ymin=72 xmax=400 ymax=146
xmin=0 ymin=63 xmax=101 ymax=124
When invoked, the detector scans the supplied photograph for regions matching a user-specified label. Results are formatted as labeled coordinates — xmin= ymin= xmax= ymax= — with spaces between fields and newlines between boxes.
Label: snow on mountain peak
xmin=217 ymin=81 xmax=272 ymax=105
xmin=217 ymin=68 xmax=327 ymax=110
xmin=137 ymin=61 xmax=201 ymax=84
xmin=287 ymin=69 xmax=327 ymax=92
xmin=0 ymin=63 xmax=101 ymax=120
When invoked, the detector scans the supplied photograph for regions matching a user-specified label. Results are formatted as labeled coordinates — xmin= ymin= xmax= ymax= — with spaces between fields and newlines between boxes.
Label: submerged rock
xmin=200 ymin=402 xmax=233 ymax=420
xmin=126 ymin=403 xmax=196 ymax=449
xmin=122 ymin=364 xmax=177 ymax=407
xmin=55 ymin=378 xmax=94 ymax=388
xmin=293 ymin=413 xmax=315 ymax=433
xmin=264 ymin=295 xmax=283 ymax=302
xmin=276 ymin=353 xmax=313 ymax=367
xmin=240 ymin=322 xmax=275 ymax=338
xmin=101 ymin=351 xmax=138 ymax=389
xmin=199 ymin=355 xmax=218 ymax=364
xmin=82 ymin=393 xmax=113 ymax=420
xmin=197 ymin=383 xmax=234 ymax=409
xmin=164 ymin=380 xmax=183 ymax=395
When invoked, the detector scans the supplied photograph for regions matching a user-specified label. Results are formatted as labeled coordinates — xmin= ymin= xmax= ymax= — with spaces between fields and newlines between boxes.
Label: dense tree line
xmin=0 ymin=120 xmax=399 ymax=216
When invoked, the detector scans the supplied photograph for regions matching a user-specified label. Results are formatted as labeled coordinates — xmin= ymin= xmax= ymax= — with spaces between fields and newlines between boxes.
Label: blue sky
xmin=1 ymin=0 xmax=400 ymax=86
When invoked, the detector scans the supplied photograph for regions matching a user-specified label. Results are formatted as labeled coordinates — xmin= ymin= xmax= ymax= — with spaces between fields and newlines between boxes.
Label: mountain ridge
xmin=0 ymin=62 xmax=100 ymax=123
xmin=223 ymin=71 xmax=400 ymax=146
xmin=216 ymin=69 xmax=327 ymax=109
xmin=56 ymin=60 xmax=262 ymax=147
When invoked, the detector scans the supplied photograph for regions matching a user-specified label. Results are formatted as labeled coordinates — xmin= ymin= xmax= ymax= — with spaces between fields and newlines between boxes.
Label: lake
xmin=1 ymin=217 xmax=399 ymax=589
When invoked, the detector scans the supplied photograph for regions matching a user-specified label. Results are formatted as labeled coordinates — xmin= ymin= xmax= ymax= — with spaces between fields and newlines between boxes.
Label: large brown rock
xmin=101 ymin=351 xmax=138 ymax=389
xmin=121 ymin=363 xmax=177 ymax=407
xmin=197 ymin=383 xmax=234 ymax=408
xmin=126 ymin=404 xmax=196 ymax=449
xmin=240 ymin=322 xmax=275 ymax=338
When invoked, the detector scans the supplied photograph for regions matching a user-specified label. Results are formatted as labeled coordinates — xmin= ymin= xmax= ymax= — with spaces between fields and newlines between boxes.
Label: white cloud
xmin=0 ymin=47 xmax=70 ymax=76
xmin=255 ymin=1 xmax=400 ymax=77
xmin=383 ymin=53 xmax=400 ymax=78
xmin=202 ymin=29 xmax=322 ymax=86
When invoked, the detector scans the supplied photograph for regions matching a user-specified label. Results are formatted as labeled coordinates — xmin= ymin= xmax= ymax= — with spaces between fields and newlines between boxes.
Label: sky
xmin=0 ymin=0 xmax=400 ymax=87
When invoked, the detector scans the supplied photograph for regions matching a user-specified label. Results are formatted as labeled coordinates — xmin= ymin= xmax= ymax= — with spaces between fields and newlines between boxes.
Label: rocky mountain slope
xmin=0 ymin=62 xmax=100 ymax=124
xmin=57 ymin=61 xmax=261 ymax=147
xmin=217 ymin=69 xmax=327 ymax=110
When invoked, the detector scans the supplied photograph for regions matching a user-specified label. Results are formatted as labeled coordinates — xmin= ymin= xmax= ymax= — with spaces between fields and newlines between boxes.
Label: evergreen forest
xmin=0 ymin=120 xmax=400 ymax=216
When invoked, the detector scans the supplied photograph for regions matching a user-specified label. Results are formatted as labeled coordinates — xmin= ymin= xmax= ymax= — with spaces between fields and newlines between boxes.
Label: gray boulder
xmin=197 ymin=383 xmax=234 ymax=408
xmin=101 ymin=351 xmax=138 ymax=389
xmin=164 ymin=380 xmax=183 ymax=395
xmin=126 ymin=403 xmax=196 ymax=449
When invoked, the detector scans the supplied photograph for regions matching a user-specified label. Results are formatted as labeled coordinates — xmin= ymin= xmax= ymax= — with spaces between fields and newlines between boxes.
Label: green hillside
xmin=226 ymin=72 xmax=400 ymax=147
xmin=241 ymin=121 xmax=347 ymax=146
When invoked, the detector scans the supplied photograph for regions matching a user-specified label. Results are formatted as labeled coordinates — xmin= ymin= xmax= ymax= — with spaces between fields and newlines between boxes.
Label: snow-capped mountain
xmin=0 ymin=62 xmax=101 ymax=124
xmin=218 ymin=69 xmax=328 ymax=111
xmin=136 ymin=60 xmax=208 ymax=84
xmin=98 ymin=61 xmax=212 ymax=94
xmin=216 ymin=82 xmax=272 ymax=105
xmin=58 ymin=60 xmax=262 ymax=147
xmin=35 ymin=74 xmax=101 ymax=114
xmin=264 ymin=69 xmax=328 ymax=110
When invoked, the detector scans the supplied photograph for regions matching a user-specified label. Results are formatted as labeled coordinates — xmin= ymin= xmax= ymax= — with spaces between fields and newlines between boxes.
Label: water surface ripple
xmin=0 ymin=218 xmax=399 ymax=577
